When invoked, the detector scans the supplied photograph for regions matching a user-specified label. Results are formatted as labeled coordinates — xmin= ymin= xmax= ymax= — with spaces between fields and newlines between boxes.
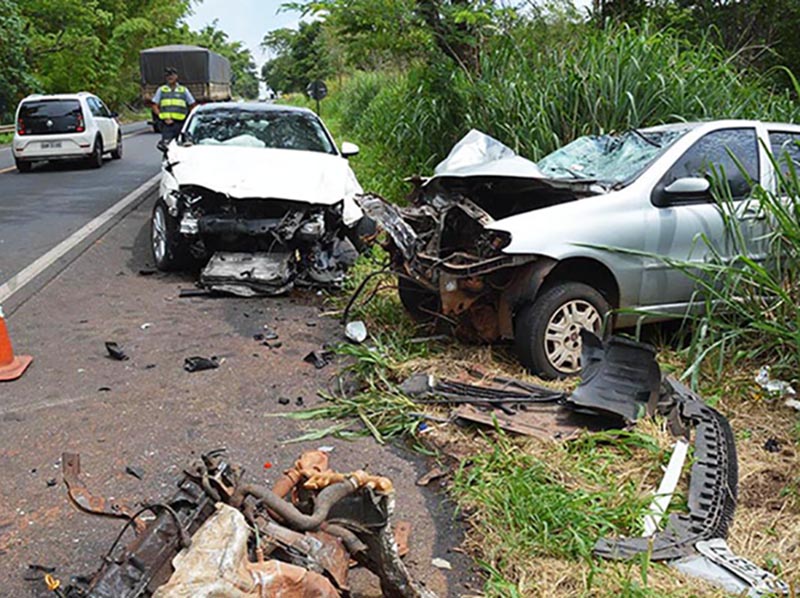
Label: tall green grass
xmin=327 ymin=22 xmax=799 ymax=204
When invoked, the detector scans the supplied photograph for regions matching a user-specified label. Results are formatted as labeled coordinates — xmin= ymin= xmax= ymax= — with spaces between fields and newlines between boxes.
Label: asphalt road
xmin=0 ymin=122 xmax=159 ymax=287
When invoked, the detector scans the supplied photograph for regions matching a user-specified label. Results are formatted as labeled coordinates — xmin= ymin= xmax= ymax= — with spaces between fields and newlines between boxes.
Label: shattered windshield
xmin=537 ymin=128 xmax=690 ymax=187
xmin=186 ymin=109 xmax=337 ymax=154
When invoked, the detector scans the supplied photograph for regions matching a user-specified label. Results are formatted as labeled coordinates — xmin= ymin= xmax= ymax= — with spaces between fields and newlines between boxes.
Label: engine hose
xmin=232 ymin=478 xmax=359 ymax=531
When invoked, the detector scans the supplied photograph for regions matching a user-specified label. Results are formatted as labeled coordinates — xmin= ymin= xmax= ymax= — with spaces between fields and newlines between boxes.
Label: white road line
xmin=0 ymin=172 xmax=160 ymax=304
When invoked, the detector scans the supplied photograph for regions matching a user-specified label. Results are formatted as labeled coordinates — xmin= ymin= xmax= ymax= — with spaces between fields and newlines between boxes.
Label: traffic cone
xmin=0 ymin=305 xmax=32 ymax=381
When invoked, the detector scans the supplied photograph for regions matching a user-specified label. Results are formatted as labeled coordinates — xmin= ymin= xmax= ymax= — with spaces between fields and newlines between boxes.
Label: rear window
xmin=19 ymin=100 xmax=83 ymax=135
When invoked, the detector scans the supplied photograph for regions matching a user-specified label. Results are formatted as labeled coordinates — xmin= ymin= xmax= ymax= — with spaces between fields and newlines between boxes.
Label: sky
xmin=186 ymin=0 xmax=302 ymax=72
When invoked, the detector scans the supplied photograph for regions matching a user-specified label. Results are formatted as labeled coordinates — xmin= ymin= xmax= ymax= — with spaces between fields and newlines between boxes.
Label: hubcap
xmin=152 ymin=207 xmax=167 ymax=263
xmin=543 ymin=299 xmax=602 ymax=374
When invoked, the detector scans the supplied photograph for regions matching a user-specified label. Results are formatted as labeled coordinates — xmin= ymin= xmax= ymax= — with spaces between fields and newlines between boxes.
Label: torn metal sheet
xmin=62 ymin=452 xmax=145 ymax=533
xmin=673 ymin=539 xmax=789 ymax=597
xmin=566 ymin=331 xmax=660 ymax=424
xmin=200 ymin=251 xmax=295 ymax=296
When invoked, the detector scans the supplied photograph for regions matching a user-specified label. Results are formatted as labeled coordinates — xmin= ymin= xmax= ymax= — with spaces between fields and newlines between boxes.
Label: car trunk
xmin=18 ymin=99 xmax=84 ymax=135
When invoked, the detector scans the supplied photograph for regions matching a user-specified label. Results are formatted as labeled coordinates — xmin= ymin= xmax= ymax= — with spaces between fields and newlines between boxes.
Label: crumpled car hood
xmin=166 ymin=144 xmax=363 ymax=205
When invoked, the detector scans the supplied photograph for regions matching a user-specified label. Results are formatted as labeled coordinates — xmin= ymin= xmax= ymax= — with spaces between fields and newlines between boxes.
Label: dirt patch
xmin=740 ymin=468 xmax=794 ymax=510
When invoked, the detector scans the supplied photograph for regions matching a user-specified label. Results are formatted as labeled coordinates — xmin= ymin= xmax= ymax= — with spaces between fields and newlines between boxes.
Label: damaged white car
xmin=360 ymin=122 xmax=799 ymax=378
xmin=152 ymin=103 xmax=371 ymax=295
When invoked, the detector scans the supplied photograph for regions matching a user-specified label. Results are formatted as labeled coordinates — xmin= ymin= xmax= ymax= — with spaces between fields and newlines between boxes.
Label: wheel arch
xmin=541 ymin=257 xmax=620 ymax=310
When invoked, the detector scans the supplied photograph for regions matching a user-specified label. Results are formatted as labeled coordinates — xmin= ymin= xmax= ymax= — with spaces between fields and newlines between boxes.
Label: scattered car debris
xmin=344 ymin=320 xmax=367 ymax=344
xmin=138 ymin=268 xmax=157 ymax=276
xmin=125 ymin=465 xmax=144 ymax=480
xmin=104 ymin=341 xmax=129 ymax=361
xmin=431 ymin=558 xmax=452 ymax=570
xmin=262 ymin=327 xmax=279 ymax=340
xmin=763 ymin=438 xmax=781 ymax=453
xmin=140 ymin=322 xmax=153 ymax=330
xmin=416 ymin=466 xmax=448 ymax=487
xmin=641 ymin=438 xmax=690 ymax=537
xmin=183 ymin=355 xmax=220 ymax=372
xmin=278 ymin=397 xmax=291 ymax=405
xmin=755 ymin=365 xmax=799 ymax=410
xmin=53 ymin=449 xmax=437 ymax=598
xmin=304 ymin=350 xmax=334 ymax=369
xmin=177 ymin=288 xmax=212 ymax=298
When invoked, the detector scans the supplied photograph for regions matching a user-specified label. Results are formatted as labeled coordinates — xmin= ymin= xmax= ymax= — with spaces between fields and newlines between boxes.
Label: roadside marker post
xmin=0 ymin=305 xmax=33 ymax=381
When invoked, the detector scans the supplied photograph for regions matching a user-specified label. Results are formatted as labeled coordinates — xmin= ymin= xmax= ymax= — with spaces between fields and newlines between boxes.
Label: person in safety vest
xmin=151 ymin=67 xmax=196 ymax=143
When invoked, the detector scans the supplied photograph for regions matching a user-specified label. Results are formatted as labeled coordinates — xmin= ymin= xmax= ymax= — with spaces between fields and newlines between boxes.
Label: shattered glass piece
xmin=104 ymin=341 xmax=128 ymax=361
xmin=345 ymin=320 xmax=368 ymax=344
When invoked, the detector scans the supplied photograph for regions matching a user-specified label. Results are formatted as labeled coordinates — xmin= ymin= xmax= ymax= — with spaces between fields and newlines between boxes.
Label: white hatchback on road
xmin=12 ymin=92 xmax=123 ymax=172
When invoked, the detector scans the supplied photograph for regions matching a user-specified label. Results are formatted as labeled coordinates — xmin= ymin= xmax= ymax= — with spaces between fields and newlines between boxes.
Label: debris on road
xmin=431 ymin=558 xmax=452 ymax=570
xmin=755 ymin=365 xmax=799 ymax=410
xmin=763 ymin=438 xmax=781 ymax=453
xmin=125 ymin=465 xmax=145 ymax=480
xmin=104 ymin=341 xmax=129 ymax=361
xmin=344 ymin=320 xmax=368 ymax=344
xmin=54 ymin=449 xmax=438 ymax=598
xmin=304 ymin=350 xmax=334 ymax=369
xmin=183 ymin=355 xmax=220 ymax=372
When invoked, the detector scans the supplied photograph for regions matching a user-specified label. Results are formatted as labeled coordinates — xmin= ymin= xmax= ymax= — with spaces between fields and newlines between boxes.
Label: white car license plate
xmin=41 ymin=141 xmax=62 ymax=149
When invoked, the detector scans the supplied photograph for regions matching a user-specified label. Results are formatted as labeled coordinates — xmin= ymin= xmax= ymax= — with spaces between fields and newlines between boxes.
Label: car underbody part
xmin=200 ymin=251 xmax=295 ymax=296
xmin=56 ymin=450 xmax=436 ymax=598
xmin=565 ymin=331 xmax=661 ymax=424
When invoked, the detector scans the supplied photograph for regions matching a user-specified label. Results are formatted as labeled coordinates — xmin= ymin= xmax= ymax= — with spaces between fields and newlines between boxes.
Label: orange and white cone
xmin=0 ymin=305 xmax=32 ymax=381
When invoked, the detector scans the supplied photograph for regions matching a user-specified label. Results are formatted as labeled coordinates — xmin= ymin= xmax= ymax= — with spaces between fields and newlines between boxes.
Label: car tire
xmin=15 ymin=159 xmax=32 ymax=173
xmin=398 ymin=276 xmax=440 ymax=322
xmin=514 ymin=281 xmax=610 ymax=379
xmin=89 ymin=137 xmax=103 ymax=168
xmin=110 ymin=132 xmax=122 ymax=159
xmin=151 ymin=199 xmax=190 ymax=271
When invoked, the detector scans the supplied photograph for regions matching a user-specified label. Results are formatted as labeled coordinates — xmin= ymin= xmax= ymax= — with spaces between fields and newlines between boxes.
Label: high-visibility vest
xmin=158 ymin=85 xmax=189 ymax=121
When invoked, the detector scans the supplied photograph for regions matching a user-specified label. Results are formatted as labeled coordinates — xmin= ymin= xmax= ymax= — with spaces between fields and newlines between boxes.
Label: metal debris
xmin=304 ymin=350 xmax=334 ymax=369
xmin=54 ymin=450 xmax=437 ymax=598
xmin=104 ymin=342 xmax=129 ymax=361
xmin=183 ymin=356 xmax=220 ymax=372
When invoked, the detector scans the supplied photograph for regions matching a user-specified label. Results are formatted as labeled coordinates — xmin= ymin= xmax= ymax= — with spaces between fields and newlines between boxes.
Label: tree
xmin=192 ymin=22 xmax=260 ymax=99
xmin=261 ymin=21 xmax=331 ymax=93
xmin=0 ymin=0 xmax=36 ymax=120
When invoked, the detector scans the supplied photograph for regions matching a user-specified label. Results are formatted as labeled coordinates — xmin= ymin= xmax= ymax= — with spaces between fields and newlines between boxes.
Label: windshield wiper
xmin=630 ymin=128 xmax=661 ymax=148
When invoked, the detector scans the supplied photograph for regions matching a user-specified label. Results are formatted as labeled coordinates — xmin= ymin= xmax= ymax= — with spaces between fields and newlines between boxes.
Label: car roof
xmin=20 ymin=92 xmax=96 ymax=102
xmin=192 ymin=102 xmax=316 ymax=116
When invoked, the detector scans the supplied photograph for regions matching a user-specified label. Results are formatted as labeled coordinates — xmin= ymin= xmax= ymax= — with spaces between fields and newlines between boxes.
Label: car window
xmin=18 ymin=99 xmax=83 ymax=135
xmin=185 ymin=109 xmax=337 ymax=154
xmin=537 ymin=128 xmax=690 ymax=189
xmin=98 ymin=99 xmax=112 ymax=118
xmin=661 ymin=128 xmax=759 ymax=201
xmin=86 ymin=97 xmax=103 ymax=117
xmin=768 ymin=131 xmax=800 ymax=177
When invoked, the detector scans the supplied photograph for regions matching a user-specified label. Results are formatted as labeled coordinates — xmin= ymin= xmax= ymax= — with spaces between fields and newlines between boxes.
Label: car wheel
xmin=89 ymin=137 xmax=103 ymax=168
xmin=15 ymin=159 xmax=32 ymax=173
xmin=514 ymin=281 xmax=610 ymax=379
xmin=110 ymin=132 xmax=122 ymax=159
xmin=151 ymin=199 xmax=189 ymax=271
xmin=398 ymin=276 xmax=440 ymax=322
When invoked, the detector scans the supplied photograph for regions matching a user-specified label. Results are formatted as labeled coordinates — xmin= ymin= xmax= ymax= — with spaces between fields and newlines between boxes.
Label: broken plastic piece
xmin=104 ymin=341 xmax=128 ymax=361
xmin=566 ymin=331 xmax=660 ymax=424
xmin=642 ymin=438 xmax=689 ymax=537
xmin=673 ymin=538 xmax=789 ymax=596
xmin=344 ymin=320 xmax=367 ymax=344
xmin=304 ymin=350 xmax=334 ymax=369
xmin=755 ymin=365 xmax=796 ymax=399
xmin=183 ymin=356 xmax=219 ymax=372
xmin=201 ymin=251 xmax=295 ymax=296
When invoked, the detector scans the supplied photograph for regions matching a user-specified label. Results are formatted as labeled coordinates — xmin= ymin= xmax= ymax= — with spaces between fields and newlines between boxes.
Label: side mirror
xmin=340 ymin=142 xmax=360 ymax=158
xmin=109 ymin=111 xmax=119 ymax=119
xmin=664 ymin=177 xmax=710 ymax=195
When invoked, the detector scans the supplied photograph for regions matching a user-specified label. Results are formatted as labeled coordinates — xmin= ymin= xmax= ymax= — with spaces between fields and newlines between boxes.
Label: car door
xmin=98 ymin=99 xmax=119 ymax=149
xmin=639 ymin=127 xmax=763 ymax=310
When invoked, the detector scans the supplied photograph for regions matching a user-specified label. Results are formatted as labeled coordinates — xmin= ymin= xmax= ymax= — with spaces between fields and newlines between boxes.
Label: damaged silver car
xmin=152 ymin=103 xmax=372 ymax=296
xmin=360 ymin=121 xmax=800 ymax=378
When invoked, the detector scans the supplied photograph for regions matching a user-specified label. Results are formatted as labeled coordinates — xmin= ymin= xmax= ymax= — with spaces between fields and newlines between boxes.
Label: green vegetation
xmin=0 ymin=0 xmax=259 ymax=122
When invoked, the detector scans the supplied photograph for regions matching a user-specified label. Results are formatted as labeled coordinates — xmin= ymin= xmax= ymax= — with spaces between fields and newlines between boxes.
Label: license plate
xmin=41 ymin=141 xmax=62 ymax=149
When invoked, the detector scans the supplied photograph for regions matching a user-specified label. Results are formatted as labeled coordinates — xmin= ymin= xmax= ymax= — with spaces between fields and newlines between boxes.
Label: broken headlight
xmin=296 ymin=212 xmax=325 ymax=242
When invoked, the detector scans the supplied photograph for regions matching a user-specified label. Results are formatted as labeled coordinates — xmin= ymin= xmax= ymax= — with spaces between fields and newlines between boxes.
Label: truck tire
xmin=514 ymin=281 xmax=609 ymax=379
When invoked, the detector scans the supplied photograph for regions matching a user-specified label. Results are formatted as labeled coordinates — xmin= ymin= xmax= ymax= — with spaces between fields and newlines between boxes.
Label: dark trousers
xmin=160 ymin=120 xmax=184 ymax=143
